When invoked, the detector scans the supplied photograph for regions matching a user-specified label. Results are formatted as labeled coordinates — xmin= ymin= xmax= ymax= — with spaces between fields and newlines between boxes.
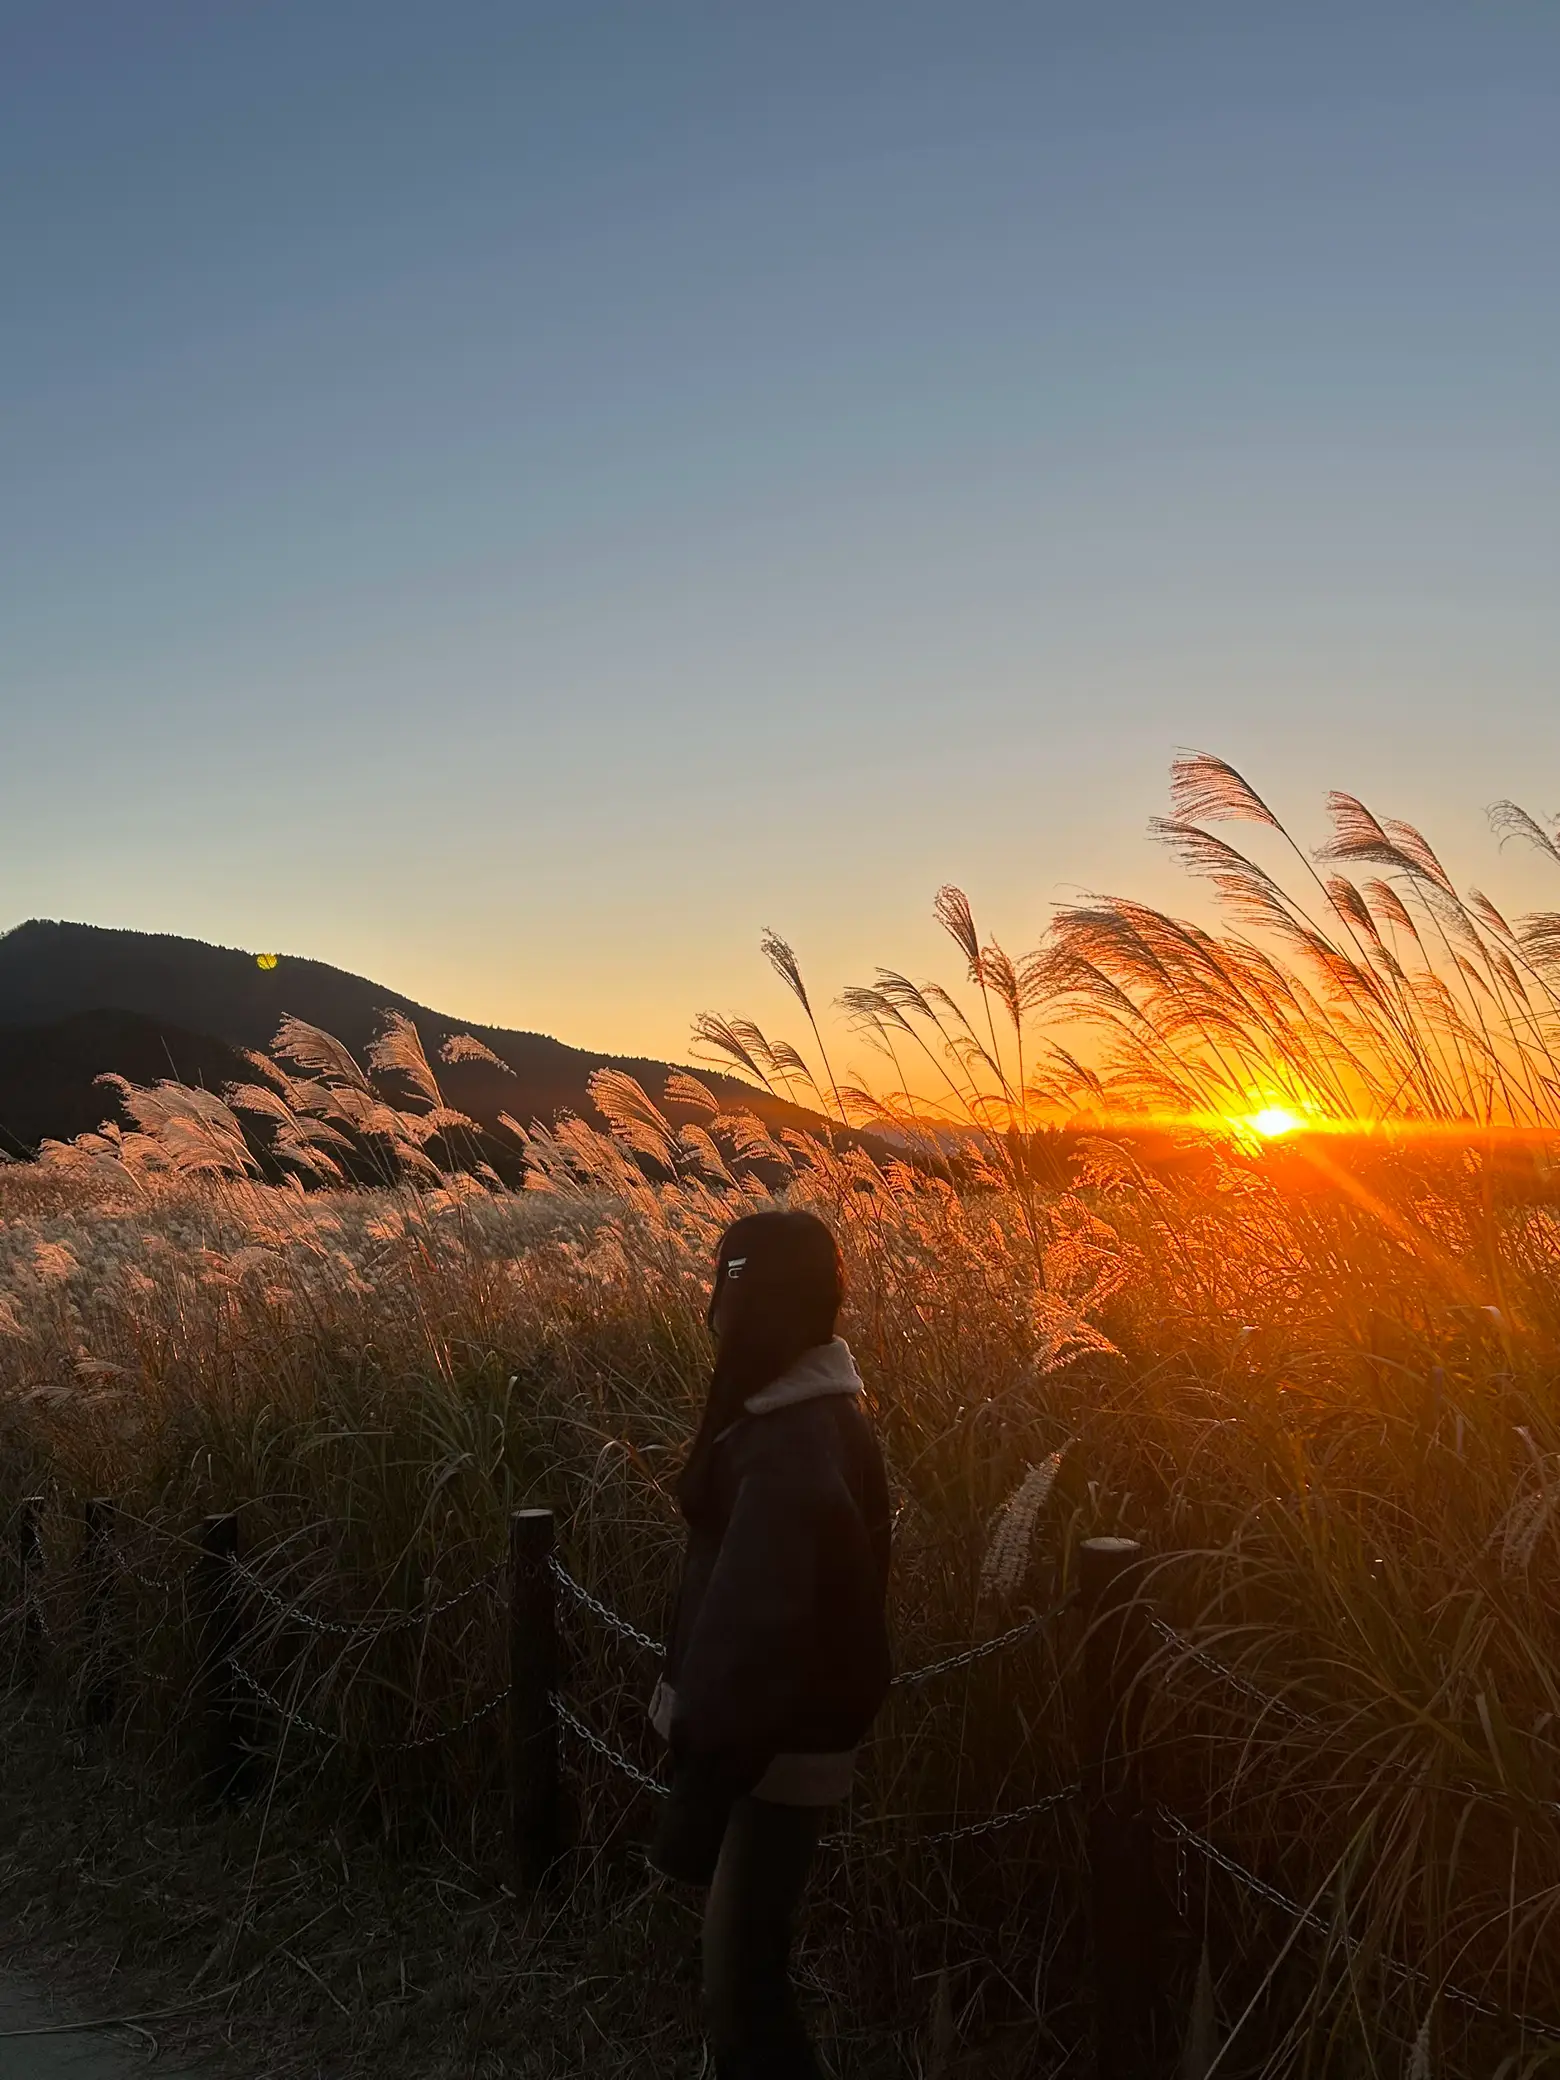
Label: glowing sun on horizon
xmin=1247 ymin=1106 xmax=1303 ymax=1139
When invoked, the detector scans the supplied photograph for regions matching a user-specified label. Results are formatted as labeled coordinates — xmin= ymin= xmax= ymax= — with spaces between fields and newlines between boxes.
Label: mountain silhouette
xmin=0 ymin=919 xmax=821 ymax=1162
xmin=0 ymin=1007 xmax=255 ymax=1161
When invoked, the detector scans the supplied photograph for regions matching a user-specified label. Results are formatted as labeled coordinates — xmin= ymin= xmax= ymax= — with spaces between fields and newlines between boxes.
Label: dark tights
xmin=702 ymin=1796 xmax=826 ymax=2078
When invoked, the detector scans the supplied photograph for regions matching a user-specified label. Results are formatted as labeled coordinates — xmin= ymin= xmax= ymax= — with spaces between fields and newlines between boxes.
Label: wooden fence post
xmin=195 ymin=1512 xmax=248 ymax=1802
xmin=18 ymin=1495 xmax=44 ymax=1678
xmin=81 ymin=1497 xmax=114 ymax=1726
xmin=1080 ymin=1534 xmax=1164 ymax=2079
xmin=509 ymin=1507 xmax=562 ymax=1887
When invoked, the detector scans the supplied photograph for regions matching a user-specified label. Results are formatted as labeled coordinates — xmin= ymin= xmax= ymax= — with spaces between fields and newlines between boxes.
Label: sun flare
xmin=1247 ymin=1106 xmax=1303 ymax=1139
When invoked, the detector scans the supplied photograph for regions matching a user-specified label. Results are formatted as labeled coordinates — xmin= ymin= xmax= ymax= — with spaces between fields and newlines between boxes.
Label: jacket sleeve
xmin=666 ymin=1460 xmax=823 ymax=1769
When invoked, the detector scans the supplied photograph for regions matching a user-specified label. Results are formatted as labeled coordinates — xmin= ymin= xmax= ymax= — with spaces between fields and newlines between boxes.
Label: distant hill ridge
xmin=0 ymin=1008 xmax=254 ymax=1161
xmin=0 ymin=918 xmax=806 ymax=1160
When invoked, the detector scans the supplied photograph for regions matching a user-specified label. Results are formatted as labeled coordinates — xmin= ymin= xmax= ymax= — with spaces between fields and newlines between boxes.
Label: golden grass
xmin=3 ymin=758 xmax=1560 ymax=2075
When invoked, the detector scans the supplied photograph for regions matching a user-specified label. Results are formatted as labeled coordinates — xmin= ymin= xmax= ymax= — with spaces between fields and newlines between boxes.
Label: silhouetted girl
xmin=649 ymin=1210 xmax=892 ymax=2079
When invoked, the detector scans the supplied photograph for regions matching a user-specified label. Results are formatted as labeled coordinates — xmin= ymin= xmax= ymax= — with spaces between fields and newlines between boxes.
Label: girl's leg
xmin=702 ymin=1796 xmax=826 ymax=2078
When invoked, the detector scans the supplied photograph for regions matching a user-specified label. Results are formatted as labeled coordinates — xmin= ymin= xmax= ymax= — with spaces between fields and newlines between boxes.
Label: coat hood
xmin=744 ymin=1336 xmax=864 ymax=1416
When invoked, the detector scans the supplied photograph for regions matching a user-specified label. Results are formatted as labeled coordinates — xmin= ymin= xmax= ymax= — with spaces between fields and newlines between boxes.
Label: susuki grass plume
xmin=978 ymin=1449 xmax=1067 ymax=1606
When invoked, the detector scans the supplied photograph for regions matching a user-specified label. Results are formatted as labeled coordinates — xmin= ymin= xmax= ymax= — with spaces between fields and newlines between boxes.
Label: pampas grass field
xmin=4 ymin=756 xmax=1560 ymax=2077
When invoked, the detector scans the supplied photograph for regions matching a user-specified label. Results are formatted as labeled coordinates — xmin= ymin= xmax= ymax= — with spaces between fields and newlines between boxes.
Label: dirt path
xmin=0 ymin=1974 xmax=204 ymax=2077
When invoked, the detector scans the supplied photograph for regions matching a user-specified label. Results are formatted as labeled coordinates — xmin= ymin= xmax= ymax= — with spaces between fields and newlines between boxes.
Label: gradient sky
xmin=4 ymin=2 xmax=1558 ymax=1063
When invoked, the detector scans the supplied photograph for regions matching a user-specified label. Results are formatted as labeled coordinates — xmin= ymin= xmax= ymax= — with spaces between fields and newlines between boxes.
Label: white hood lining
xmin=743 ymin=1337 xmax=864 ymax=1416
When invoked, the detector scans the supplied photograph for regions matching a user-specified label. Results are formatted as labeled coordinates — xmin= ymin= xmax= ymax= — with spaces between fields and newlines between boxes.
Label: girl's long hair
xmin=677 ymin=1209 xmax=843 ymax=1522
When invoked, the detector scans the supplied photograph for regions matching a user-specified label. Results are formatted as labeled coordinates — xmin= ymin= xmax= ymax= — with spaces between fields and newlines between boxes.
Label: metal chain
xmin=830 ymin=1784 xmax=1079 ymax=1850
xmin=1157 ymin=1806 xmax=1560 ymax=2040
xmin=109 ymin=1535 xmax=1068 ymax=1688
xmin=1151 ymin=1621 xmax=1560 ymax=1833
xmin=111 ymin=1548 xmax=174 ymax=1597
xmin=228 ymin=1555 xmax=500 ymax=1640
xmin=1149 ymin=1616 xmax=1318 ymax=1728
xmin=385 ymin=1683 xmax=511 ymax=1750
xmin=228 ymin=1658 xmax=510 ymax=1751
xmin=1157 ymin=1805 xmax=1330 ymax=1936
xmin=548 ymin=1555 xmax=665 ymax=1657
xmin=227 ymin=1658 xmax=342 ymax=1743
xmin=547 ymin=1559 xmax=1068 ymax=1685
xmin=548 ymin=1685 xmax=1080 ymax=1853
xmin=25 ymin=1585 xmax=56 ymax=1647
xmin=552 ymin=1693 xmax=668 ymax=1797
xmin=892 ymin=1600 xmax=1068 ymax=1687
xmin=916 ymin=1786 xmax=1079 ymax=1844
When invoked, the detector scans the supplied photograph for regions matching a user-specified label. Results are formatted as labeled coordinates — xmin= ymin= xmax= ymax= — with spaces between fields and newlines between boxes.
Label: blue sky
xmin=3 ymin=2 xmax=1557 ymax=1060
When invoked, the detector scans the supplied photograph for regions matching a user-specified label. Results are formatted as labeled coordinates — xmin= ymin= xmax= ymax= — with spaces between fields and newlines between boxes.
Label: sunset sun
xmin=1247 ymin=1106 xmax=1303 ymax=1139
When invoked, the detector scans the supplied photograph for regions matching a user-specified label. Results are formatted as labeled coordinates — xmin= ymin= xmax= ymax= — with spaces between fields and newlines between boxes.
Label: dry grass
xmin=4 ymin=758 xmax=1560 ymax=2075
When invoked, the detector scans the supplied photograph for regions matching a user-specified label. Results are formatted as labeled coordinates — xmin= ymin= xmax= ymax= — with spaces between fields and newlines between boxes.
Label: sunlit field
xmin=5 ymin=757 xmax=1560 ymax=2077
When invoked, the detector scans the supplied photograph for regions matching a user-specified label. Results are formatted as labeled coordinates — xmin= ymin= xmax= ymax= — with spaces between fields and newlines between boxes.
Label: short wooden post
xmin=195 ymin=1512 xmax=247 ymax=1802
xmin=1080 ymin=1535 xmax=1163 ymax=2079
xmin=509 ymin=1507 xmax=562 ymax=1886
xmin=81 ymin=1498 xmax=114 ymax=1726
xmin=18 ymin=1495 xmax=45 ymax=1678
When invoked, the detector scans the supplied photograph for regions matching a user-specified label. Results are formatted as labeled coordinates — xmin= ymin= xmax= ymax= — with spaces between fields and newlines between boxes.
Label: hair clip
xmin=725 ymin=1257 xmax=747 ymax=1279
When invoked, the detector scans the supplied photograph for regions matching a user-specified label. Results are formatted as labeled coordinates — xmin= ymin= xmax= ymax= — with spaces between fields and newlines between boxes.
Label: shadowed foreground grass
xmin=0 ymin=1680 xmax=702 ymax=2079
xmin=0 ymin=1674 xmax=1068 ymax=2079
